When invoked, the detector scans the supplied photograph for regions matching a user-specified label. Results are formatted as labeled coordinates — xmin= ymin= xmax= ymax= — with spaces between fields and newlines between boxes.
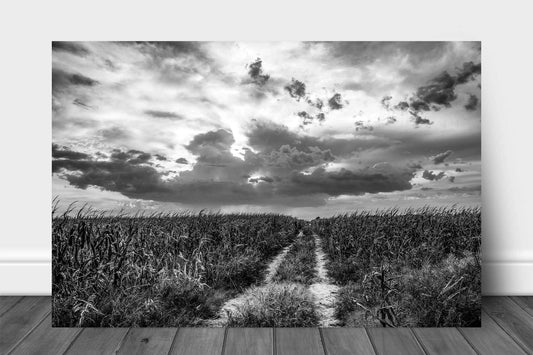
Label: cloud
xmin=395 ymin=101 xmax=409 ymax=111
xmin=328 ymin=93 xmax=345 ymax=110
xmin=381 ymin=96 xmax=392 ymax=110
xmin=464 ymin=94 xmax=479 ymax=111
xmin=186 ymin=129 xmax=233 ymax=151
xmin=175 ymin=158 xmax=189 ymax=164
xmin=99 ymin=127 xmax=131 ymax=140
xmin=249 ymin=176 xmax=274 ymax=183
xmin=247 ymin=58 xmax=270 ymax=86
xmin=246 ymin=120 xmax=391 ymax=157
xmin=279 ymin=167 xmax=414 ymax=197
xmin=385 ymin=116 xmax=397 ymax=125
xmin=415 ymin=72 xmax=457 ymax=109
xmin=386 ymin=60 xmax=481 ymax=125
xmin=430 ymin=150 xmax=453 ymax=164
xmin=52 ymin=125 xmax=414 ymax=207
xmin=448 ymin=176 xmax=456 ymax=183
xmin=297 ymin=111 xmax=314 ymax=125
xmin=422 ymin=170 xmax=446 ymax=181
xmin=410 ymin=111 xmax=432 ymax=125
xmin=52 ymin=144 xmax=91 ymax=160
xmin=72 ymin=98 xmax=93 ymax=110
xmin=144 ymin=110 xmax=184 ymax=120
xmin=285 ymin=78 xmax=307 ymax=101
xmin=455 ymin=62 xmax=482 ymax=84
xmin=52 ymin=69 xmax=99 ymax=93
xmin=52 ymin=42 xmax=90 ymax=56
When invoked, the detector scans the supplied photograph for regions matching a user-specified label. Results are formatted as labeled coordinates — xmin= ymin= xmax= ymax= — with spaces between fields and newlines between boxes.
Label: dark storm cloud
xmin=246 ymin=120 xmax=391 ymax=157
xmin=154 ymin=154 xmax=167 ymax=161
xmin=53 ymin=158 xmax=166 ymax=194
xmin=385 ymin=60 xmax=481 ymax=125
xmin=422 ymin=170 xmax=446 ymax=181
xmin=430 ymin=150 xmax=453 ymax=164
xmin=128 ymin=42 xmax=215 ymax=84
xmin=99 ymin=127 xmax=131 ymax=140
xmin=448 ymin=176 xmax=456 ymax=183
xmin=52 ymin=69 xmax=99 ymax=92
xmin=53 ymin=125 xmax=415 ymax=207
xmin=264 ymin=145 xmax=335 ymax=172
xmin=328 ymin=93 xmax=345 ymax=110
xmin=395 ymin=101 xmax=410 ymax=111
xmin=52 ymin=144 xmax=90 ymax=160
xmin=455 ymin=62 xmax=482 ymax=84
xmin=247 ymin=58 xmax=270 ymax=86
xmin=144 ymin=110 xmax=184 ymax=120
xmin=465 ymin=94 xmax=479 ymax=111
xmin=279 ymin=167 xmax=414 ymax=197
xmin=128 ymin=152 xmax=152 ymax=165
xmin=285 ymin=79 xmax=307 ymax=101
xmin=52 ymin=42 xmax=90 ymax=56
xmin=249 ymin=176 xmax=274 ymax=183
xmin=410 ymin=111 xmax=432 ymax=125
xmin=186 ymin=129 xmax=234 ymax=154
xmin=415 ymin=72 xmax=458 ymax=109
xmin=175 ymin=158 xmax=189 ymax=164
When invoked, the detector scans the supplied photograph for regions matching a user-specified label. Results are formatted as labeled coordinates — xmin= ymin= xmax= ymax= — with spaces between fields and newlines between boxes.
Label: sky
xmin=52 ymin=42 xmax=481 ymax=218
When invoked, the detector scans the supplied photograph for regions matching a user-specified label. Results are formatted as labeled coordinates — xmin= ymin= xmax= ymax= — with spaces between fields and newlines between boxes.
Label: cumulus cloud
xmin=52 ymin=125 xmax=415 ymax=207
xmin=284 ymin=78 xmax=307 ymax=101
xmin=385 ymin=61 xmax=481 ymax=125
xmin=328 ymin=93 xmax=345 ymax=110
xmin=247 ymin=58 xmax=270 ymax=86
xmin=464 ymin=94 xmax=479 ymax=111
xmin=52 ymin=42 xmax=481 ymax=212
xmin=430 ymin=150 xmax=453 ymax=164
xmin=422 ymin=170 xmax=446 ymax=181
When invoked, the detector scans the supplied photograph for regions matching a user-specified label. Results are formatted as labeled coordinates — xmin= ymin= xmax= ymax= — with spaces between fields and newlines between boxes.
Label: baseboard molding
xmin=0 ymin=260 xmax=531 ymax=295
xmin=0 ymin=261 xmax=51 ymax=295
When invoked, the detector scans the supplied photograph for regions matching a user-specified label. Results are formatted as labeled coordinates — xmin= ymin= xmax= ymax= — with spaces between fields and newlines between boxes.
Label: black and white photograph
xmin=52 ymin=41 xmax=481 ymax=328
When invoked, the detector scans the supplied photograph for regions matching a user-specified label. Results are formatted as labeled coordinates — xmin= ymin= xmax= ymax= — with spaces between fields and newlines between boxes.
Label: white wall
xmin=0 ymin=0 xmax=532 ymax=295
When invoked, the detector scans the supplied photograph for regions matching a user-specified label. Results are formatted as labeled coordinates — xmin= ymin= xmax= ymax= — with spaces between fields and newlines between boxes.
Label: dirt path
xmin=205 ymin=232 xmax=301 ymax=326
xmin=309 ymin=234 xmax=340 ymax=327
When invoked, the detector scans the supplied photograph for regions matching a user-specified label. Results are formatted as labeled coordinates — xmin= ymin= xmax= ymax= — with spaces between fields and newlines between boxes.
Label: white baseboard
xmin=0 ymin=260 xmax=531 ymax=295
xmin=482 ymin=261 xmax=533 ymax=295
xmin=0 ymin=262 xmax=51 ymax=295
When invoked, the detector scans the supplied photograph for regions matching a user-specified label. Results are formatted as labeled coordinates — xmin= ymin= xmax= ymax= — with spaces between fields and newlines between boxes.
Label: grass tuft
xmin=226 ymin=283 xmax=319 ymax=327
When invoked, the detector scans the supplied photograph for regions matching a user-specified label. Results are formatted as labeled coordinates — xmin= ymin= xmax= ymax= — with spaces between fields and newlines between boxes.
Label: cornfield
xmin=52 ymin=205 xmax=302 ymax=326
xmin=311 ymin=206 xmax=481 ymax=327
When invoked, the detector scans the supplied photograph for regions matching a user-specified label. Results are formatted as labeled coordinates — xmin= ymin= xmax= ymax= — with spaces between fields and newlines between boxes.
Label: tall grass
xmin=312 ymin=206 xmax=481 ymax=327
xmin=272 ymin=231 xmax=317 ymax=285
xmin=52 ymin=206 xmax=302 ymax=327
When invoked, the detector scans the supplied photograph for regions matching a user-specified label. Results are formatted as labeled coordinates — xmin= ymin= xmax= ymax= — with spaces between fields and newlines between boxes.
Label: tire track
xmin=309 ymin=234 xmax=340 ymax=327
xmin=206 ymin=232 xmax=301 ymax=326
